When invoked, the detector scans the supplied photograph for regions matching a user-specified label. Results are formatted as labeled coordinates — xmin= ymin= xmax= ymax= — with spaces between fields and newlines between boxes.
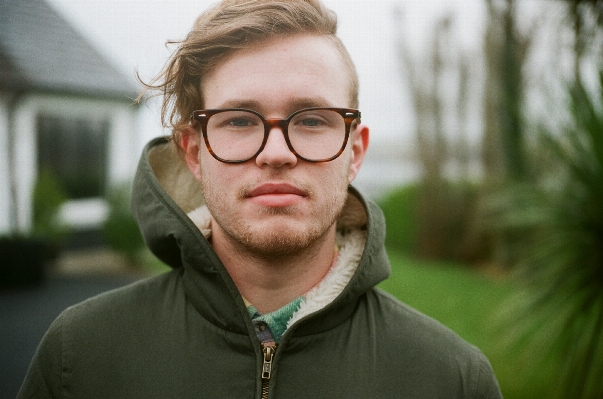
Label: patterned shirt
xmin=246 ymin=297 xmax=303 ymax=344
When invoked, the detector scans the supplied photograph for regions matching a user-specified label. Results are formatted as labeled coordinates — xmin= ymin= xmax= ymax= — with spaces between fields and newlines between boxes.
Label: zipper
xmin=261 ymin=343 xmax=276 ymax=399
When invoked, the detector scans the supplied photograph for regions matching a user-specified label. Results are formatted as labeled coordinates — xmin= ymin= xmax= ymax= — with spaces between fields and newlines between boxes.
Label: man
xmin=19 ymin=1 xmax=502 ymax=398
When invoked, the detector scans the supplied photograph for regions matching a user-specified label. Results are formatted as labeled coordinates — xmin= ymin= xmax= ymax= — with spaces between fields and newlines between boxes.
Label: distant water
xmin=354 ymin=159 xmax=420 ymax=200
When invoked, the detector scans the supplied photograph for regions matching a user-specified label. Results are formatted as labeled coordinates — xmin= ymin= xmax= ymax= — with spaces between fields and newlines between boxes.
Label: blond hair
xmin=139 ymin=0 xmax=359 ymax=147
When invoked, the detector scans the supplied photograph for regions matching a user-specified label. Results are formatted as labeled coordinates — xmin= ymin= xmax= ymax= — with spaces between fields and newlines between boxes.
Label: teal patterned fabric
xmin=247 ymin=296 xmax=304 ymax=343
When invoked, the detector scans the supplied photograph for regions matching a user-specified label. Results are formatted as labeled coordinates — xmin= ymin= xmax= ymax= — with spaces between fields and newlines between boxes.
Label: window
xmin=37 ymin=115 xmax=109 ymax=199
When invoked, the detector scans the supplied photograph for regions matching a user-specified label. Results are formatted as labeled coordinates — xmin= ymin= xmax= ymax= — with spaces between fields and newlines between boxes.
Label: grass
xmin=139 ymin=249 xmax=172 ymax=274
xmin=379 ymin=250 xmax=557 ymax=399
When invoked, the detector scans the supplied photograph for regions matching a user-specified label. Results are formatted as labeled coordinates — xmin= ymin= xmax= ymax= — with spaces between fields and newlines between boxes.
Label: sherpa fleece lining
xmin=187 ymin=202 xmax=366 ymax=331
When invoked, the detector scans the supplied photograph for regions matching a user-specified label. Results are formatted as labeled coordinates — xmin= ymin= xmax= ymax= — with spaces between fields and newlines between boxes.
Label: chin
xmin=239 ymin=223 xmax=329 ymax=259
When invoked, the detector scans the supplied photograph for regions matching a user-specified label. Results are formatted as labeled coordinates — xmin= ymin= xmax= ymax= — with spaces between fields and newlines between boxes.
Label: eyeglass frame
xmin=189 ymin=107 xmax=361 ymax=163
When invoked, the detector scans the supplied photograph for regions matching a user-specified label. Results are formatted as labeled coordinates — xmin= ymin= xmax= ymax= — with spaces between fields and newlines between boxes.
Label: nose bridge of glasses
xmin=264 ymin=118 xmax=289 ymax=135
xmin=255 ymin=117 xmax=299 ymax=164
xmin=261 ymin=118 xmax=294 ymax=156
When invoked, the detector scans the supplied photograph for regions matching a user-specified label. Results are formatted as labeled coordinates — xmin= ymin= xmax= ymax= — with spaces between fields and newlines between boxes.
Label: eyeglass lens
xmin=205 ymin=109 xmax=347 ymax=162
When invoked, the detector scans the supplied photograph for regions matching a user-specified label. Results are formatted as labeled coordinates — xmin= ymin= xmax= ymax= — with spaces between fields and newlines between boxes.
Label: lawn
xmin=378 ymin=251 xmax=557 ymax=399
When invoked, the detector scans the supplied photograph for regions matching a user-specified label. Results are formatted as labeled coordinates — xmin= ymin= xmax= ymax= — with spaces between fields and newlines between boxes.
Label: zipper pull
xmin=262 ymin=345 xmax=276 ymax=380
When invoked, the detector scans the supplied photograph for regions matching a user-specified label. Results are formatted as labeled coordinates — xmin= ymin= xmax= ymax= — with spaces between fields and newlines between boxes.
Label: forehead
xmin=202 ymin=34 xmax=351 ymax=113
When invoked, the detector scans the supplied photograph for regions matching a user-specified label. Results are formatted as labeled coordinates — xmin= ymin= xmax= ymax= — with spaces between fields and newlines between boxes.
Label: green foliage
xmin=416 ymin=180 xmax=485 ymax=262
xmin=1 ymin=170 xmax=69 ymax=283
xmin=32 ymin=169 xmax=70 ymax=244
xmin=139 ymin=249 xmax=171 ymax=274
xmin=102 ymin=184 xmax=145 ymax=267
xmin=378 ymin=184 xmax=419 ymax=254
xmin=482 ymin=71 xmax=603 ymax=398
xmin=0 ymin=235 xmax=50 ymax=287
xmin=380 ymin=181 xmax=488 ymax=263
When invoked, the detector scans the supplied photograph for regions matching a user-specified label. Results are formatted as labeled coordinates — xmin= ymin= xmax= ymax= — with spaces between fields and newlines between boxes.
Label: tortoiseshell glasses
xmin=190 ymin=107 xmax=361 ymax=163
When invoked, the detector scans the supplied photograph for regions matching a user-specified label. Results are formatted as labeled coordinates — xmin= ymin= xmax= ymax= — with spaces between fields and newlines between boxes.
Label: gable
xmin=0 ymin=0 xmax=138 ymax=101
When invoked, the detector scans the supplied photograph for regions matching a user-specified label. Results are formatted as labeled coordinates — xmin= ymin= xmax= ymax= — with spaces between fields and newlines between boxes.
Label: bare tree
xmin=395 ymin=9 xmax=480 ymax=261
xmin=483 ymin=0 xmax=532 ymax=182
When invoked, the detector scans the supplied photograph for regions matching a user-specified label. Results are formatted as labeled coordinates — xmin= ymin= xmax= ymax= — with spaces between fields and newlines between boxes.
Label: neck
xmin=211 ymin=223 xmax=338 ymax=314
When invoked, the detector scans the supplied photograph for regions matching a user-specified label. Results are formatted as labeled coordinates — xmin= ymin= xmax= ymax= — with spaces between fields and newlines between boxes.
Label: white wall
xmin=0 ymin=94 xmax=12 ymax=233
xmin=108 ymin=105 xmax=139 ymax=185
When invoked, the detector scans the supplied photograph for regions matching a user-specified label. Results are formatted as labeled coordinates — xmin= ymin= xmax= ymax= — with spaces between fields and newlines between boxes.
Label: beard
xmin=228 ymin=193 xmax=345 ymax=259
xmin=200 ymin=168 xmax=350 ymax=260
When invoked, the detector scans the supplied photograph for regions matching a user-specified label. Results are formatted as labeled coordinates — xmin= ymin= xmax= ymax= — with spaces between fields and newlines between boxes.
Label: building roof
xmin=0 ymin=0 xmax=138 ymax=101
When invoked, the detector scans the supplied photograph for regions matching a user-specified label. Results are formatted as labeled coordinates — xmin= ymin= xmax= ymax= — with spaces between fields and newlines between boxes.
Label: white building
xmin=0 ymin=0 xmax=140 ymax=235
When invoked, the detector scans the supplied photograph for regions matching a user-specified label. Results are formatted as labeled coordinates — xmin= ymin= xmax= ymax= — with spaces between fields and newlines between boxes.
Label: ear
xmin=347 ymin=123 xmax=369 ymax=183
xmin=181 ymin=127 xmax=203 ymax=182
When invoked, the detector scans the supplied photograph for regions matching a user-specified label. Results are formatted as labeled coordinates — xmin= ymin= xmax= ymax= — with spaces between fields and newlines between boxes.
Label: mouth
xmin=248 ymin=183 xmax=307 ymax=197
xmin=246 ymin=182 xmax=308 ymax=207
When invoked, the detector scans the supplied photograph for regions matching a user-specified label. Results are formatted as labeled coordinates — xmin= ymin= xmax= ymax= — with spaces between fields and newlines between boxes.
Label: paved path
xmin=0 ymin=274 xmax=142 ymax=399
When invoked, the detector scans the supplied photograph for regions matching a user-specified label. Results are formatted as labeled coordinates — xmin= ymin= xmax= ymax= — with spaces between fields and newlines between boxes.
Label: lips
xmin=247 ymin=183 xmax=307 ymax=197
xmin=246 ymin=182 xmax=308 ymax=207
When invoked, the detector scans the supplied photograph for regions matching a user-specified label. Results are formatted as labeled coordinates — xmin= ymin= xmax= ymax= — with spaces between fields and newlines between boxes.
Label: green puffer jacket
xmin=18 ymin=137 xmax=502 ymax=398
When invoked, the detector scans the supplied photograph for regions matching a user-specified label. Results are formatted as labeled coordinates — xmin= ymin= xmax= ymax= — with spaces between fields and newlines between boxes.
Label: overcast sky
xmin=47 ymin=0 xmax=485 ymax=150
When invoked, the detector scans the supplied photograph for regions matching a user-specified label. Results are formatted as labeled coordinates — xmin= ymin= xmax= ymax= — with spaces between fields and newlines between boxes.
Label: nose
xmin=255 ymin=126 xmax=298 ymax=168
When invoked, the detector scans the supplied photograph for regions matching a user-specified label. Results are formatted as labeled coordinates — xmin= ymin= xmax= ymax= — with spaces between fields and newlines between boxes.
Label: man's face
xmin=184 ymin=34 xmax=368 ymax=258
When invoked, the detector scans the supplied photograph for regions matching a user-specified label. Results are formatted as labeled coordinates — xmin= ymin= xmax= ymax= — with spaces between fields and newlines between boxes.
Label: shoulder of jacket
xmin=366 ymin=288 xmax=484 ymax=358
xmin=59 ymin=270 xmax=182 ymax=328
xmin=362 ymin=288 xmax=501 ymax=396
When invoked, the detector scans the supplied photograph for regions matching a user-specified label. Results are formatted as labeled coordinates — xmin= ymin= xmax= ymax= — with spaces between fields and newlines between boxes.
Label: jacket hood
xmin=130 ymin=137 xmax=391 ymax=334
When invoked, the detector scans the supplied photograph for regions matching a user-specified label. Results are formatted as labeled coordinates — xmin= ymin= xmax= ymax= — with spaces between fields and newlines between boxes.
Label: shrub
xmin=483 ymin=72 xmax=603 ymax=398
xmin=0 ymin=236 xmax=49 ymax=287
xmin=32 ymin=169 xmax=70 ymax=245
xmin=378 ymin=184 xmax=419 ymax=254
xmin=380 ymin=181 xmax=488 ymax=263
xmin=102 ymin=184 xmax=145 ymax=267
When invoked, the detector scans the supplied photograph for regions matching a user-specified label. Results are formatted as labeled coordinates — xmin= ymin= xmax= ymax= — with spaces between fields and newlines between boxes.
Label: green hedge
xmin=102 ymin=184 xmax=145 ymax=267
xmin=379 ymin=181 xmax=489 ymax=264
xmin=378 ymin=184 xmax=419 ymax=254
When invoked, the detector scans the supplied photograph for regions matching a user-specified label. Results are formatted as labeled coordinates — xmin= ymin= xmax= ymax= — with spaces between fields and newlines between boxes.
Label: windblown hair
xmin=138 ymin=0 xmax=359 ymax=147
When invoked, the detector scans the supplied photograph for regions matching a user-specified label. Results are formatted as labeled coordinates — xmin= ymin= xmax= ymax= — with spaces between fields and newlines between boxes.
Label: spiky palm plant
xmin=484 ymin=71 xmax=603 ymax=398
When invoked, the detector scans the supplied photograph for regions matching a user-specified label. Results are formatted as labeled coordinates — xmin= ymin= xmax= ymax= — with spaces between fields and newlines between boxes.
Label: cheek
xmin=199 ymin=156 xmax=240 ymax=198
xmin=198 ymin=150 xmax=219 ymax=182
xmin=338 ymin=149 xmax=355 ymax=184
xmin=198 ymin=154 xmax=218 ymax=194
xmin=319 ymin=158 xmax=353 ymax=196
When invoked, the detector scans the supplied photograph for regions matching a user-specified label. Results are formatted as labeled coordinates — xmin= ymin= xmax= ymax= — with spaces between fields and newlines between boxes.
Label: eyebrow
xmin=216 ymin=99 xmax=263 ymax=110
xmin=288 ymin=97 xmax=334 ymax=110
xmin=215 ymin=97 xmax=336 ymax=114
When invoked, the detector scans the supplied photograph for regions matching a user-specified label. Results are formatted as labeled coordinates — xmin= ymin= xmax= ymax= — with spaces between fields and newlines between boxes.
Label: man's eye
xmin=228 ymin=118 xmax=254 ymax=127
xmin=299 ymin=118 xmax=323 ymax=127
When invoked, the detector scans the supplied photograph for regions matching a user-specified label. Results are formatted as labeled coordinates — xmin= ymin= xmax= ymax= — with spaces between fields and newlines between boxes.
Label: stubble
xmin=201 ymin=167 xmax=350 ymax=260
